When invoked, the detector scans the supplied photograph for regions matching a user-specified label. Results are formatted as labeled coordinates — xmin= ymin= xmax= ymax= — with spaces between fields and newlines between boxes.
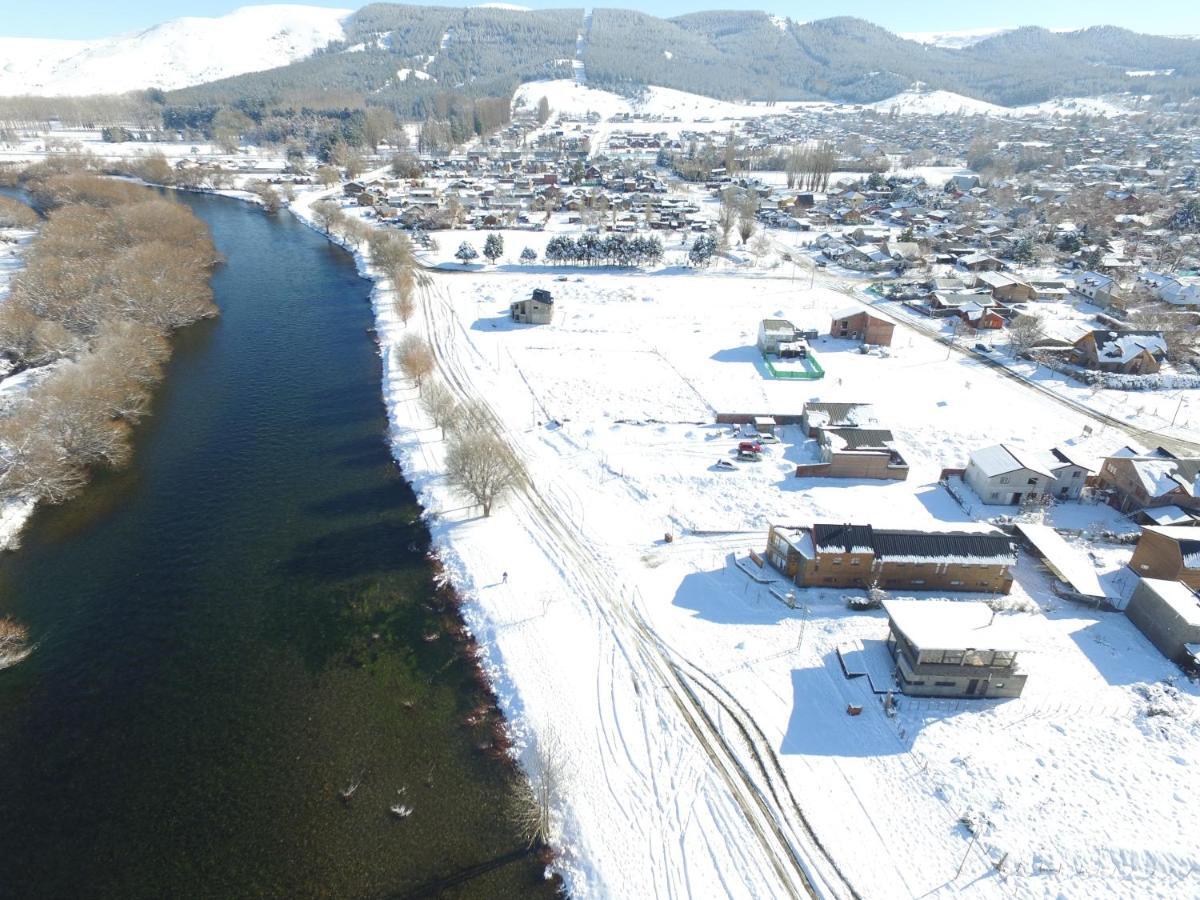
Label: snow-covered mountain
xmin=899 ymin=28 xmax=1015 ymax=48
xmin=0 ymin=5 xmax=350 ymax=96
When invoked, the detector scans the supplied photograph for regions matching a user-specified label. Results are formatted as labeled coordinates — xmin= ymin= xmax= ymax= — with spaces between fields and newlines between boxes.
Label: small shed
xmin=511 ymin=288 xmax=554 ymax=324
xmin=753 ymin=416 xmax=777 ymax=436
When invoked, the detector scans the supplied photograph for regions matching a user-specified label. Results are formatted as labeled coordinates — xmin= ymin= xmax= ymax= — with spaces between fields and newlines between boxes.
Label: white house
xmin=1073 ymin=271 xmax=1122 ymax=308
xmin=1044 ymin=446 xmax=1093 ymax=501
xmin=757 ymin=318 xmax=796 ymax=354
xmin=964 ymin=444 xmax=1056 ymax=505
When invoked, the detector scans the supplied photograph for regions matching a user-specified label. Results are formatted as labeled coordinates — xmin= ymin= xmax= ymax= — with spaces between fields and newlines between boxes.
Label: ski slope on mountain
xmin=0 ymin=5 xmax=349 ymax=96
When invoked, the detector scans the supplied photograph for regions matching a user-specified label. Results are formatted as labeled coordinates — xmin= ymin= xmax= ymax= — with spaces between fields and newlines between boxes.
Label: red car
xmin=738 ymin=440 xmax=764 ymax=454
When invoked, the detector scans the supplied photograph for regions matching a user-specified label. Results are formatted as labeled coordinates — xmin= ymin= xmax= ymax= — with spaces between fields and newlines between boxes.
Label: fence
xmin=762 ymin=352 xmax=826 ymax=380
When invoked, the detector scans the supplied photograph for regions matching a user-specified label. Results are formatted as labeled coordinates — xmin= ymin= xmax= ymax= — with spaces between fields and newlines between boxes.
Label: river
xmin=0 ymin=191 xmax=556 ymax=899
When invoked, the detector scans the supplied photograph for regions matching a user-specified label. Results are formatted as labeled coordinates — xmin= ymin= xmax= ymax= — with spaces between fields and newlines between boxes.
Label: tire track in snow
xmin=415 ymin=276 xmax=858 ymax=899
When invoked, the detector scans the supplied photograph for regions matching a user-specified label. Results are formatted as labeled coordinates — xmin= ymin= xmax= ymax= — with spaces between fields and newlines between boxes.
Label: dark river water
xmin=0 ymin=192 xmax=556 ymax=899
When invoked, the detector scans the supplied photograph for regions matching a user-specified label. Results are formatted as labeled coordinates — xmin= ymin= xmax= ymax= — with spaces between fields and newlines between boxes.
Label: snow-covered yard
xmin=305 ymin=195 xmax=1200 ymax=899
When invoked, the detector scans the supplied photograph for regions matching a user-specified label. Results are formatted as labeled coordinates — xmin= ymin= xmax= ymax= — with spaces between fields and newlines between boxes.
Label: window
xmin=1027 ymin=478 xmax=1038 ymax=486
xmin=990 ymin=492 xmax=1000 ymax=500
xmin=1072 ymin=471 xmax=1081 ymax=479
xmin=999 ymin=476 xmax=1010 ymax=484
xmin=942 ymin=651 xmax=964 ymax=665
xmin=912 ymin=579 xmax=925 ymax=585
xmin=850 ymin=557 xmax=860 ymax=566
xmin=832 ymin=558 xmax=842 ymax=565
xmin=950 ymin=580 xmax=962 ymax=586
xmin=935 ymin=681 xmax=957 ymax=687
xmin=993 ymin=682 xmax=1005 ymax=689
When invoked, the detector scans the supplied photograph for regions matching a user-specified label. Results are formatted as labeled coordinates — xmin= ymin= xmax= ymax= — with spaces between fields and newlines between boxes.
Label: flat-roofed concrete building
xmin=1125 ymin=578 xmax=1200 ymax=669
xmin=884 ymin=599 xmax=1027 ymax=699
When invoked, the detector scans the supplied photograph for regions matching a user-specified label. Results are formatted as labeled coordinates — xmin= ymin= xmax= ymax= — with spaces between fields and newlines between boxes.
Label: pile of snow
xmin=0 ymin=4 xmax=350 ymax=96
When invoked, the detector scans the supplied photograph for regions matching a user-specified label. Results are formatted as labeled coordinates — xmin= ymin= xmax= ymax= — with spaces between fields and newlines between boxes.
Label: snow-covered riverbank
xmin=0 ymin=222 xmax=38 ymax=550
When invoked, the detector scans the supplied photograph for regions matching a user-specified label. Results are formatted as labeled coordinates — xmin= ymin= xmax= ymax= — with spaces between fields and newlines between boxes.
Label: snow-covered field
xmin=286 ymin=172 xmax=1200 ymax=898
xmin=0 ymin=4 xmax=349 ymax=96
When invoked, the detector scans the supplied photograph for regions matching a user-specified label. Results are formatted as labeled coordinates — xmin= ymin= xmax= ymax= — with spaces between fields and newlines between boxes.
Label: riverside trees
xmin=0 ymin=175 xmax=217 ymax=507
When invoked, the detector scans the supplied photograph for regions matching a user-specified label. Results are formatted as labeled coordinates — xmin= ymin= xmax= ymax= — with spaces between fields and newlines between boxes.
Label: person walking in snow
xmin=502 ymin=571 xmax=508 ymax=584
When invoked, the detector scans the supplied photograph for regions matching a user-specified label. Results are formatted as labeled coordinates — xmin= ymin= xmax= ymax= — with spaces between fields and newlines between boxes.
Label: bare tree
xmin=510 ymin=727 xmax=565 ymax=849
xmin=397 ymin=333 xmax=434 ymax=389
xmin=392 ymin=266 xmax=415 ymax=324
xmin=418 ymin=379 xmax=458 ymax=436
xmin=444 ymin=429 xmax=522 ymax=517
xmin=716 ymin=188 xmax=738 ymax=241
xmin=1007 ymin=314 xmax=1045 ymax=358
xmin=737 ymin=194 xmax=758 ymax=245
xmin=310 ymin=200 xmax=343 ymax=235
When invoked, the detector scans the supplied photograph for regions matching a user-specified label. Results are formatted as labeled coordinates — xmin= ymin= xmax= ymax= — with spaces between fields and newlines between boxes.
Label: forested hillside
xmin=160 ymin=5 xmax=1200 ymax=114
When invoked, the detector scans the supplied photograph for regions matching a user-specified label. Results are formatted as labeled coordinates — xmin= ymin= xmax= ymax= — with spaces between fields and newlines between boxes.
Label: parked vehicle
xmin=738 ymin=440 xmax=763 ymax=454
xmin=737 ymin=449 xmax=762 ymax=461
xmin=756 ymin=433 xmax=779 ymax=443
xmin=714 ymin=459 xmax=737 ymax=470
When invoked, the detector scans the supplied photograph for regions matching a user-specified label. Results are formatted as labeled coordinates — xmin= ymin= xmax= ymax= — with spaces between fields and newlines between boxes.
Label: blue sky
xmin=5 ymin=1 xmax=1199 ymax=40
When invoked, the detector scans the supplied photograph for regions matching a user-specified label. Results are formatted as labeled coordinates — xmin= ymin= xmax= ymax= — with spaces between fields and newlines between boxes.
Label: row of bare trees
xmin=397 ymin=333 xmax=522 ymax=519
xmin=0 ymin=173 xmax=217 ymax=506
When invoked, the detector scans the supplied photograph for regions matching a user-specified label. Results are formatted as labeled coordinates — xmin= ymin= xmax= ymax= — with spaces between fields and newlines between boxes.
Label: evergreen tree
xmin=455 ymin=241 xmax=478 ymax=265
xmin=484 ymin=233 xmax=504 ymax=263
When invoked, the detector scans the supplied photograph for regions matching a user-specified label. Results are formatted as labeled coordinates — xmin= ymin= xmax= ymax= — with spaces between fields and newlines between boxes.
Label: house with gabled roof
xmin=1129 ymin=528 xmax=1200 ymax=591
xmin=964 ymin=444 xmax=1056 ymax=505
xmin=1073 ymin=329 xmax=1167 ymax=375
xmin=1097 ymin=452 xmax=1200 ymax=513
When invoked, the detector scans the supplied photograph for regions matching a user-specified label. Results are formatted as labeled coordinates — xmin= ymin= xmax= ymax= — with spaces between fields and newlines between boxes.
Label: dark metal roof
xmin=813 ymin=523 xmax=874 ymax=552
xmin=812 ymin=523 xmax=1014 ymax=561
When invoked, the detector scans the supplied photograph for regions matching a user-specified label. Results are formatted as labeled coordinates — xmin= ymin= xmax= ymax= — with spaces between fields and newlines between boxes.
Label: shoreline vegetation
xmin=0 ymin=167 xmax=218 ymax=515
xmin=1 ymin=159 xmax=565 ymax=889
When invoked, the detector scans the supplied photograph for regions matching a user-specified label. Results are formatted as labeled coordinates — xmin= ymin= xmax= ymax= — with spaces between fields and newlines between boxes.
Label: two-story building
xmin=829 ymin=308 xmax=895 ymax=346
xmin=511 ymin=287 xmax=554 ymax=324
xmin=766 ymin=523 xmax=1016 ymax=593
xmin=884 ymin=599 xmax=1027 ymax=698
xmin=1097 ymin=451 xmax=1200 ymax=514
xmin=964 ymin=444 xmax=1056 ymax=506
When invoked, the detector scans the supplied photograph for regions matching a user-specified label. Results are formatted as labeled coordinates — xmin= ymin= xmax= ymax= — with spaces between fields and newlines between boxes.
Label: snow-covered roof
xmin=1136 ymin=578 xmax=1200 ymax=628
xmin=1096 ymin=331 xmax=1167 ymax=364
xmin=884 ymin=599 xmax=1024 ymax=652
xmin=1141 ymin=506 xmax=1197 ymax=526
xmin=1131 ymin=460 xmax=1192 ymax=499
xmin=970 ymin=444 xmax=1055 ymax=480
xmin=1016 ymin=523 xmax=1105 ymax=598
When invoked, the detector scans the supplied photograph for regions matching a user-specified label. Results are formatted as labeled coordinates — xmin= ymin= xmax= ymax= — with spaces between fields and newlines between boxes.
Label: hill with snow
xmin=899 ymin=27 xmax=1014 ymax=49
xmin=0 ymin=5 xmax=349 ymax=96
